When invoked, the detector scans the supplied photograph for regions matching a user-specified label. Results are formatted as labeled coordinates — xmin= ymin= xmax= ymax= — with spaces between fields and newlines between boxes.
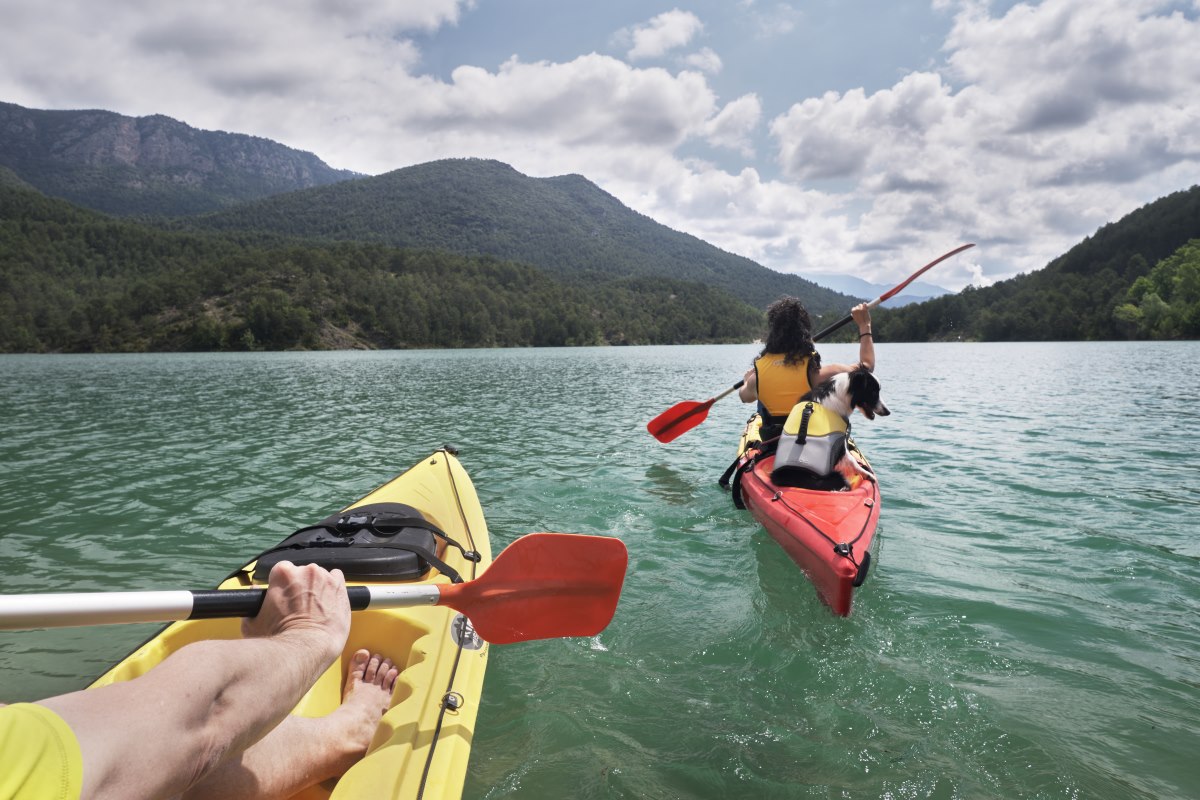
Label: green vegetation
xmin=5 ymin=101 xmax=1199 ymax=350
xmin=0 ymin=183 xmax=763 ymax=353
xmin=874 ymin=185 xmax=1200 ymax=341
xmin=1113 ymin=239 xmax=1200 ymax=338
xmin=181 ymin=158 xmax=854 ymax=314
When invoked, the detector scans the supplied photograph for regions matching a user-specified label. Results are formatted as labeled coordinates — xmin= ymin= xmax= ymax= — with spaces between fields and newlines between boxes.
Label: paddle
xmin=0 ymin=533 xmax=628 ymax=645
xmin=646 ymin=243 xmax=976 ymax=443
xmin=811 ymin=242 xmax=975 ymax=341
xmin=645 ymin=380 xmax=745 ymax=444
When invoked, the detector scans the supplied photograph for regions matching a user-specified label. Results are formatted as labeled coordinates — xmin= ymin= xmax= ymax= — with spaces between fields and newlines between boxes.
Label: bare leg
xmin=182 ymin=650 xmax=399 ymax=800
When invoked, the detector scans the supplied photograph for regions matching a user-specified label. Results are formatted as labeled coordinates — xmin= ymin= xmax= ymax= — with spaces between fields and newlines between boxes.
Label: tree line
xmin=0 ymin=183 xmax=764 ymax=353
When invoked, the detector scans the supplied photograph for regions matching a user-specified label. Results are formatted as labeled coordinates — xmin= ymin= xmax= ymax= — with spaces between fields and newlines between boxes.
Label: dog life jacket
xmin=770 ymin=400 xmax=849 ymax=483
xmin=754 ymin=353 xmax=812 ymax=426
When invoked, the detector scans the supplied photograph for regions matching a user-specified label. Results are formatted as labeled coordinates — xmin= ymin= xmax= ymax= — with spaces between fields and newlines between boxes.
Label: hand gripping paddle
xmin=0 ymin=533 xmax=628 ymax=645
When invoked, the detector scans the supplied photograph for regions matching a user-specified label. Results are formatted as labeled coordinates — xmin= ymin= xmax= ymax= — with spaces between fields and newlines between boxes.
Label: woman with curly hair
xmin=738 ymin=297 xmax=875 ymax=437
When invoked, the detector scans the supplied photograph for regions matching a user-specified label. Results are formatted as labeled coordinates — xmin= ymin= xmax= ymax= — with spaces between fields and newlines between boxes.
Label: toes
xmin=371 ymin=656 xmax=394 ymax=687
xmin=349 ymin=649 xmax=370 ymax=681
xmin=346 ymin=649 xmax=398 ymax=695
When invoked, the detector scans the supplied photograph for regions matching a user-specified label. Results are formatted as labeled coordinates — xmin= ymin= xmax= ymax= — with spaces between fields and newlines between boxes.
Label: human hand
xmin=851 ymin=303 xmax=872 ymax=333
xmin=243 ymin=561 xmax=350 ymax=659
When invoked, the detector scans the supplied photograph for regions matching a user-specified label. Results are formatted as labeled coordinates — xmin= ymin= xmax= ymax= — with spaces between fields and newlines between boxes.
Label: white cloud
xmin=764 ymin=0 xmax=1200 ymax=287
xmin=626 ymin=9 xmax=704 ymax=60
xmin=683 ymin=47 xmax=723 ymax=74
xmin=703 ymin=94 xmax=762 ymax=156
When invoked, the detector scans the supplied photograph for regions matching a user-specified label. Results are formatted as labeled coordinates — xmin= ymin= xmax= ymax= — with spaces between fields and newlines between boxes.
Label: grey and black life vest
xmin=770 ymin=401 xmax=849 ymax=485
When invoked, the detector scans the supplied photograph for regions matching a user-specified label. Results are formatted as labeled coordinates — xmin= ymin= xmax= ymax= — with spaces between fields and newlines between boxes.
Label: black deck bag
xmin=252 ymin=502 xmax=456 ymax=583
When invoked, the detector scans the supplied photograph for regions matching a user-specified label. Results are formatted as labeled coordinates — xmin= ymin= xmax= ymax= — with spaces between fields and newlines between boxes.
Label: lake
xmin=1 ymin=342 xmax=1197 ymax=798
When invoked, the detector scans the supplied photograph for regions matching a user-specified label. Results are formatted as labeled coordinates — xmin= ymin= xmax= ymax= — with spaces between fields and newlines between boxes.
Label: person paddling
xmin=0 ymin=562 xmax=398 ymax=800
xmin=738 ymin=296 xmax=876 ymax=439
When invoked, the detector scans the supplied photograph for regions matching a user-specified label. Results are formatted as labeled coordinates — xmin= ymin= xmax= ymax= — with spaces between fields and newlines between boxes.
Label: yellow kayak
xmin=89 ymin=447 xmax=492 ymax=800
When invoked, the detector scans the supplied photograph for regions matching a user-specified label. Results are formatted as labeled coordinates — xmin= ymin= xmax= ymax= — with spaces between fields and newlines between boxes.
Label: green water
xmin=1 ymin=343 xmax=1197 ymax=799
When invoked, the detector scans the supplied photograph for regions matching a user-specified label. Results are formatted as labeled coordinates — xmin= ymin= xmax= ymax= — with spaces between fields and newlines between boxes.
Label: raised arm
xmin=816 ymin=304 xmax=875 ymax=381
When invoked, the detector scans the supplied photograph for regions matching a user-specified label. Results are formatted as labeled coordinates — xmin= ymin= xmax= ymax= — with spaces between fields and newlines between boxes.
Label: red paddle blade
xmin=437 ymin=533 xmax=628 ymax=644
xmin=646 ymin=399 xmax=713 ymax=443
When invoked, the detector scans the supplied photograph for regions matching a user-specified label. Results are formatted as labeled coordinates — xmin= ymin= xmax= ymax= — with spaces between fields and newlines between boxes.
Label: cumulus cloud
xmin=683 ymin=47 xmax=723 ymax=74
xmin=626 ymin=9 xmax=704 ymax=60
xmin=703 ymin=94 xmax=762 ymax=156
xmin=765 ymin=0 xmax=1200 ymax=286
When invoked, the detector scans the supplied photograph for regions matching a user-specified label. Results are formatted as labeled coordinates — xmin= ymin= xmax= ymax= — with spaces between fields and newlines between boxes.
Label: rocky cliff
xmin=0 ymin=101 xmax=360 ymax=215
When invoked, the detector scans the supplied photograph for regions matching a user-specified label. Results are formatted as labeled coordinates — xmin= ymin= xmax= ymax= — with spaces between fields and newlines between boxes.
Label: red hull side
xmin=740 ymin=453 xmax=880 ymax=616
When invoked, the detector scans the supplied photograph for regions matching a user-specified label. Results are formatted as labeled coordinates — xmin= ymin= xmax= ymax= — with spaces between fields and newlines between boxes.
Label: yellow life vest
xmin=781 ymin=400 xmax=847 ymax=438
xmin=754 ymin=353 xmax=812 ymax=421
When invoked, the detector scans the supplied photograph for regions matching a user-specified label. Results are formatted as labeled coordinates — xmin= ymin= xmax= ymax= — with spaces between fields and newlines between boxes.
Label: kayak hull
xmin=733 ymin=415 xmax=880 ymax=616
xmin=88 ymin=448 xmax=492 ymax=800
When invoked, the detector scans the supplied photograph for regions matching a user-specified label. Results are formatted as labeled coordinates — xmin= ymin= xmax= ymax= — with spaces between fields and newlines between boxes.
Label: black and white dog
xmin=802 ymin=365 xmax=890 ymax=422
xmin=772 ymin=366 xmax=889 ymax=490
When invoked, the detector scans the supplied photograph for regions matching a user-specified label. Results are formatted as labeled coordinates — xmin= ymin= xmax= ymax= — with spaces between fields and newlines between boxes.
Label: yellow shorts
xmin=0 ymin=703 xmax=83 ymax=800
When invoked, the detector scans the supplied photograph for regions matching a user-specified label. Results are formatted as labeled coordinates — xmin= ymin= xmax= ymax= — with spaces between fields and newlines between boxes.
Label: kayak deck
xmin=732 ymin=414 xmax=880 ymax=616
xmin=88 ymin=448 xmax=492 ymax=800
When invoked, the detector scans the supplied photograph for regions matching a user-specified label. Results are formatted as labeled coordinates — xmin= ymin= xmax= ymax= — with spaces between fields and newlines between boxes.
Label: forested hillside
xmin=7 ymin=97 xmax=1197 ymax=347
xmin=181 ymin=158 xmax=855 ymax=314
xmin=875 ymin=186 xmax=1200 ymax=341
xmin=0 ymin=183 xmax=763 ymax=352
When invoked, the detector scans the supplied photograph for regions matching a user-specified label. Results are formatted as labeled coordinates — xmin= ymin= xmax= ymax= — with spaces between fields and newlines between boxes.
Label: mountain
xmin=183 ymin=158 xmax=857 ymax=315
xmin=875 ymin=185 xmax=1200 ymax=341
xmin=0 ymin=180 xmax=765 ymax=352
xmin=803 ymin=272 xmax=952 ymax=306
xmin=0 ymin=101 xmax=359 ymax=216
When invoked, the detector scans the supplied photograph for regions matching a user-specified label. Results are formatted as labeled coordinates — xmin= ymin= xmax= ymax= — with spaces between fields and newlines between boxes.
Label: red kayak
xmin=723 ymin=415 xmax=880 ymax=616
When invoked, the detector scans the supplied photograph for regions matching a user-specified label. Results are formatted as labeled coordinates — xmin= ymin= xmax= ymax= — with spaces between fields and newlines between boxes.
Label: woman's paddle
xmin=646 ymin=380 xmax=745 ymax=443
xmin=0 ymin=533 xmax=627 ymax=645
xmin=811 ymin=242 xmax=975 ymax=340
xmin=646 ymin=243 xmax=976 ymax=443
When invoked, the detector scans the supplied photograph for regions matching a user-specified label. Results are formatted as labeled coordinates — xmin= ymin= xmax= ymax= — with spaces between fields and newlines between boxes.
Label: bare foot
xmin=328 ymin=649 xmax=399 ymax=772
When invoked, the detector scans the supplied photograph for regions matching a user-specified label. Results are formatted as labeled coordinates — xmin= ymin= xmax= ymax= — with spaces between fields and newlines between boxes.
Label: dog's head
xmin=846 ymin=366 xmax=890 ymax=420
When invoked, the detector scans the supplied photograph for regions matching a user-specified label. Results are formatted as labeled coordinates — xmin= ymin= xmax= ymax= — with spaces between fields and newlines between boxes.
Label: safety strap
xmin=795 ymin=402 xmax=814 ymax=444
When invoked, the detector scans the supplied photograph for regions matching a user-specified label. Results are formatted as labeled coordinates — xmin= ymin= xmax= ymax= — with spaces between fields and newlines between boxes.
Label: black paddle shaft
xmin=186 ymin=586 xmax=374 ymax=619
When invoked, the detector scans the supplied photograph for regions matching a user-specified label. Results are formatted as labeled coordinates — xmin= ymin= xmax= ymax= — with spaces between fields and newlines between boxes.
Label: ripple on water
xmin=2 ymin=345 xmax=1198 ymax=799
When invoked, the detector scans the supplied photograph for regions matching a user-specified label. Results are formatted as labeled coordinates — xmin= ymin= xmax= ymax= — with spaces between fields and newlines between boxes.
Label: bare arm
xmin=39 ymin=562 xmax=350 ymax=800
xmin=738 ymin=367 xmax=757 ymax=402
xmin=816 ymin=304 xmax=875 ymax=381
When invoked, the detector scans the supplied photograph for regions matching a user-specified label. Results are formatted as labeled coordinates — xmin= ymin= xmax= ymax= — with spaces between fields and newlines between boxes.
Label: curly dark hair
xmin=759 ymin=296 xmax=818 ymax=366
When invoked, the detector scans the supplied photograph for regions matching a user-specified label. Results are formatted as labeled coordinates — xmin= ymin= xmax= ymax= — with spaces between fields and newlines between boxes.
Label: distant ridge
xmin=804 ymin=272 xmax=952 ymax=306
xmin=187 ymin=157 xmax=856 ymax=313
xmin=0 ymin=101 xmax=360 ymax=215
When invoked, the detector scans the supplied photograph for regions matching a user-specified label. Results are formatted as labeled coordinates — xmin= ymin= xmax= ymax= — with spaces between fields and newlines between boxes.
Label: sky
xmin=2 ymin=0 xmax=1200 ymax=291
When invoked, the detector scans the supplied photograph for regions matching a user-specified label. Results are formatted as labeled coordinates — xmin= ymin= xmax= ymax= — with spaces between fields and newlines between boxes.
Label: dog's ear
xmin=848 ymin=365 xmax=876 ymax=391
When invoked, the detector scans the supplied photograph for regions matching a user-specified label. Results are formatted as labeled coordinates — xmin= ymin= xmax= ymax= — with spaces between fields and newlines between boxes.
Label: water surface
xmin=1 ymin=342 xmax=1196 ymax=798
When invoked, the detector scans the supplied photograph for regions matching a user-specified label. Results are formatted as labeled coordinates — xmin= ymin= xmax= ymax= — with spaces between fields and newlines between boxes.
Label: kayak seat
xmin=251 ymin=502 xmax=457 ymax=583
xmin=770 ymin=465 xmax=849 ymax=492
